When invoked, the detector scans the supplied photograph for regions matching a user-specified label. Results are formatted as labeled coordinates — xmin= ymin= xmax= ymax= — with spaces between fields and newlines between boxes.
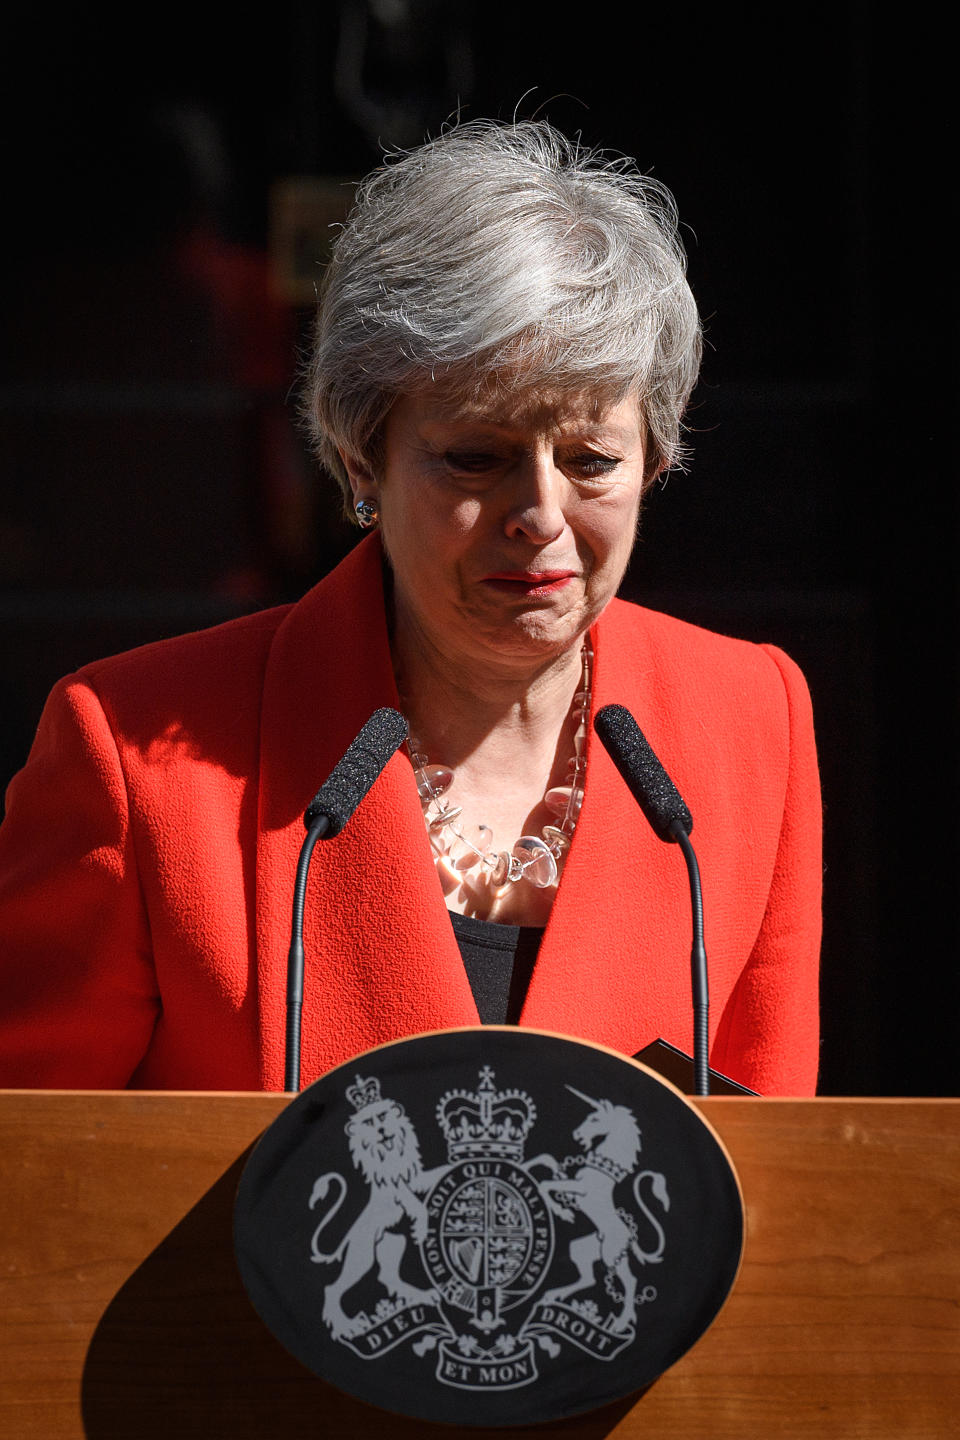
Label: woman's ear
xmin=340 ymin=451 xmax=379 ymax=507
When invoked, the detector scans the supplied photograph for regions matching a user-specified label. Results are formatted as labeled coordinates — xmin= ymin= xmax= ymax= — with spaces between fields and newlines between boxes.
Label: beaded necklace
xmin=407 ymin=639 xmax=592 ymax=893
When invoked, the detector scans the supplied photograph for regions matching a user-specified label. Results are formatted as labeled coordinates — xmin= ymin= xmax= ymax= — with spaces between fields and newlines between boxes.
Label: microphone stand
xmin=281 ymin=707 xmax=410 ymax=1094
xmin=593 ymin=704 xmax=710 ymax=1097
xmin=285 ymin=814 xmax=330 ymax=1093
xmin=671 ymin=819 xmax=709 ymax=1097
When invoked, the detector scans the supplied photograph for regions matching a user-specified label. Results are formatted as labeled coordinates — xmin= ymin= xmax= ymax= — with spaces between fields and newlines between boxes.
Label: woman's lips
xmin=482 ymin=570 xmax=576 ymax=596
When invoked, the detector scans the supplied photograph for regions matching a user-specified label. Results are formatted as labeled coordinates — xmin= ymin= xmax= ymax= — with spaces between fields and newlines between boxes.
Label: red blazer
xmin=0 ymin=537 xmax=821 ymax=1094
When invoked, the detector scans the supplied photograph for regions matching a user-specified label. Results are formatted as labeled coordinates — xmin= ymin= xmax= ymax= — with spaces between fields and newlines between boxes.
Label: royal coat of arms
xmin=234 ymin=1028 xmax=743 ymax=1426
xmin=307 ymin=1064 xmax=670 ymax=1389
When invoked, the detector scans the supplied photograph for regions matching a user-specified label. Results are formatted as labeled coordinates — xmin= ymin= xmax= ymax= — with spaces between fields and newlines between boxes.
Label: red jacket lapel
xmin=521 ymin=599 xmax=693 ymax=1055
xmin=254 ymin=536 xmax=477 ymax=1088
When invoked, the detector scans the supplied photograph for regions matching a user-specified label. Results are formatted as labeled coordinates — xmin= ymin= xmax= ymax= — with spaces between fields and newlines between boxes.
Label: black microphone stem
xmin=671 ymin=818 xmax=709 ymax=1097
xmin=285 ymin=813 xmax=329 ymax=1093
xmin=594 ymin=704 xmax=711 ymax=1098
xmin=282 ymin=707 xmax=409 ymax=1094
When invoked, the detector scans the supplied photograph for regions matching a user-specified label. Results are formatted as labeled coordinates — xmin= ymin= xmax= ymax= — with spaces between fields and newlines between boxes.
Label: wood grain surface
xmin=0 ymin=1093 xmax=956 ymax=1439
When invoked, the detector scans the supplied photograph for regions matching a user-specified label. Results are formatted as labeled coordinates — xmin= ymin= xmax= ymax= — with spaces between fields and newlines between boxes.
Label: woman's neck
xmin=390 ymin=602 xmax=589 ymax=924
xmin=390 ymin=601 xmax=585 ymax=772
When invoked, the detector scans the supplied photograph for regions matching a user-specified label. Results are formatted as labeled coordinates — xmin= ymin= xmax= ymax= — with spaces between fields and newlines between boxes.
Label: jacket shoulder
xmin=599 ymin=597 xmax=813 ymax=735
xmin=73 ymin=538 xmax=376 ymax=712
xmin=603 ymin=596 xmax=800 ymax=672
xmin=38 ymin=604 xmax=295 ymax=770
xmin=79 ymin=603 xmax=292 ymax=692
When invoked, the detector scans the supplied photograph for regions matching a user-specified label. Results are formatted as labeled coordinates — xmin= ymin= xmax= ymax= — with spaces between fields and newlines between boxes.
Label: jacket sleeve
xmin=0 ymin=674 xmax=159 ymax=1086
xmin=711 ymin=645 xmax=822 ymax=1095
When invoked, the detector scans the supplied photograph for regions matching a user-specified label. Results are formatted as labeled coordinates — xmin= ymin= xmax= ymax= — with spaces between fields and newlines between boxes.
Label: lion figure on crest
xmin=309 ymin=1075 xmax=448 ymax=1339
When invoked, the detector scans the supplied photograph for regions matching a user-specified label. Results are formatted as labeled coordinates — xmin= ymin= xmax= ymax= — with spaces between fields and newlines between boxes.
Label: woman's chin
xmin=469 ymin=606 xmax=590 ymax=665
xmin=394 ymin=586 xmax=596 ymax=674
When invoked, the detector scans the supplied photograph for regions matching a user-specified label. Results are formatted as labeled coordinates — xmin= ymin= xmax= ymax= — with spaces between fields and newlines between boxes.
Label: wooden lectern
xmin=1 ymin=1093 xmax=957 ymax=1438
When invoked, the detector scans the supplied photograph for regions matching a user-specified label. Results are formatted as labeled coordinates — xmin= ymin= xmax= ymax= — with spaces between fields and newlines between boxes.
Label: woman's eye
xmin=568 ymin=453 xmax=620 ymax=478
xmin=440 ymin=448 xmax=621 ymax=481
xmin=443 ymin=451 xmax=500 ymax=474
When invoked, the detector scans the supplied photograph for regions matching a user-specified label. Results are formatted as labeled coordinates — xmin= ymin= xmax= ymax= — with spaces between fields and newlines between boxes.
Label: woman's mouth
xmin=482 ymin=570 xmax=576 ymax=597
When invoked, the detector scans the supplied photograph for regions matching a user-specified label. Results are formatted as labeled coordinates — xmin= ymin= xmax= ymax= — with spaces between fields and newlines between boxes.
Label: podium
xmin=1 ymin=1092 xmax=957 ymax=1438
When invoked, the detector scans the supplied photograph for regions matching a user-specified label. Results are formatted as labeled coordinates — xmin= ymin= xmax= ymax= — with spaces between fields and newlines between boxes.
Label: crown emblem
xmin=346 ymin=1075 xmax=382 ymax=1111
xmin=436 ymin=1066 xmax=536 ymax=1162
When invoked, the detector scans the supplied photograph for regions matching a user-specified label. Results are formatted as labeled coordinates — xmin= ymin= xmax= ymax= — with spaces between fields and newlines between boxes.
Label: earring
xmin=355 ymin=498 xmax=379 ymax=529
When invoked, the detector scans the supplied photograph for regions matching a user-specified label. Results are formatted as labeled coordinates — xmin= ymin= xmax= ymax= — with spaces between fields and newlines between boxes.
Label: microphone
xmin=593 ymin=704 xmax=692 ymax=842
xmin=286 ymin=708 xmax=409 ymax=1092
xmin=303 ymin=707 xmax=409 ymax=836
xmin=594 ymin=704 xmax=709 ymax=1096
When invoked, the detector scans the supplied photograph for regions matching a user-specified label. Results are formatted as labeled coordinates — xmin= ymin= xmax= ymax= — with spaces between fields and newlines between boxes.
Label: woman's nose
xmin=504 ymin=455 xmax=566 ymax=544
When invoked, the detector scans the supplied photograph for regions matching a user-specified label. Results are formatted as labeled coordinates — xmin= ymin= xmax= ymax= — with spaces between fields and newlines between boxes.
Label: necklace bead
xmin=407 ymin=639 xmax=592 ymax=893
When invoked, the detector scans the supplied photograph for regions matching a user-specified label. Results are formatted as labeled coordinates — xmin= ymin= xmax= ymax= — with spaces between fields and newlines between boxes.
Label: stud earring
xmin=355 ymin=498 xmax=379 ymax=529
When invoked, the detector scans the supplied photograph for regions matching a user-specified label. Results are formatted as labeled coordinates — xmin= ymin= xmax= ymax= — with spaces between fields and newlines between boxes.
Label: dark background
xmin=1 ymin=3 xmax=953 ymax=1095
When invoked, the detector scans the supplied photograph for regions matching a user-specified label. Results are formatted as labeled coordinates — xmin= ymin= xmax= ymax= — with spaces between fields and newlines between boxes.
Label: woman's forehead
xmin=393 ymin=383 xmax=643 ymax=437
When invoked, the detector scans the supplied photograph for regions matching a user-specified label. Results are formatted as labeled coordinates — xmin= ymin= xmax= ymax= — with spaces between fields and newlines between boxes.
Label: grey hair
xmin=303 ymin=119 xmax=702 ymax=513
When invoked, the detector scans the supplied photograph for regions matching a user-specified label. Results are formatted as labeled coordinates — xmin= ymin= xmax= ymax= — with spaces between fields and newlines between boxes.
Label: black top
xmin=449 ymin=910 xmax=544 ymax=1024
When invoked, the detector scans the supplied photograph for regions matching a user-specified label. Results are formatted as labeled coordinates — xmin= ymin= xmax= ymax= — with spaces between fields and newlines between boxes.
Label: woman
xmin=0 ymin=121 xmax=820 ymax=1094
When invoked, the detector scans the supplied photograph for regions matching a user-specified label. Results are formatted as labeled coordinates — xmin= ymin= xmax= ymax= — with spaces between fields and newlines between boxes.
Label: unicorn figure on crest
xmin=528 ymin=1087 xmax=671 ymax=1333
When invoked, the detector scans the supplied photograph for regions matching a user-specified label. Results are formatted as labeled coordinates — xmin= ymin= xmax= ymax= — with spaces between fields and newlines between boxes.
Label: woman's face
xmin=351 ymin=387 xmax=647 ymax=672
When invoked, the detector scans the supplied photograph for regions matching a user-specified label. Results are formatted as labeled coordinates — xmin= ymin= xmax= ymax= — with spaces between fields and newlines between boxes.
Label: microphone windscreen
xmin=304 ymin=707 xmax=409 ymax=837
xmin=594 ymin=704 xmax=692 ymax=842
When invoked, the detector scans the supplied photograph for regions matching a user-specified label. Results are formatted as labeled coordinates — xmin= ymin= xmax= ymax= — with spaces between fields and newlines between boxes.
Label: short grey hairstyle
xmin=303 ymin=119 xmax=702 ymax=513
